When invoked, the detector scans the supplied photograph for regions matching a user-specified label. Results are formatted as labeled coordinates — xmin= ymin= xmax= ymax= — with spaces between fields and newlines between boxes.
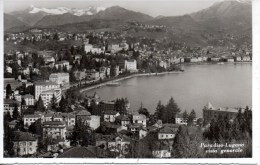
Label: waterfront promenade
xmin=79 ymin=71 xmax=184 ymax=93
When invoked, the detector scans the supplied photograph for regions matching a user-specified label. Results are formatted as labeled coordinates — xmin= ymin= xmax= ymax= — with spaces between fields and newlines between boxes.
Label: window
xmin=29 ymin=142 xmax=32 ymax=145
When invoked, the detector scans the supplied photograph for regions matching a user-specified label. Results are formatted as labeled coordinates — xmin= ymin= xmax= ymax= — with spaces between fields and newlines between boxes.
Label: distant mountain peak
xmin=27 ymin=5 xmax=106 ymax=16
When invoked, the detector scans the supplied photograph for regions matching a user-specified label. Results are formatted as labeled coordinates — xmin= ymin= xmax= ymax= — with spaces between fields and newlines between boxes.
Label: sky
xmin=4 ymin=0 xmax=220 ymax=17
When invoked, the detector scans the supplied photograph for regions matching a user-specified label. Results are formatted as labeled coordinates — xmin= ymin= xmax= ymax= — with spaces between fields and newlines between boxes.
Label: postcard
xmin=0 ymin=0 xmax=259 ymax=164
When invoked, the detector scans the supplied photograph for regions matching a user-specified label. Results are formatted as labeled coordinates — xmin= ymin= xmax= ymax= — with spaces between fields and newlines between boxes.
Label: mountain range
xmin=4 ymin=0 xmax=252 ymax=37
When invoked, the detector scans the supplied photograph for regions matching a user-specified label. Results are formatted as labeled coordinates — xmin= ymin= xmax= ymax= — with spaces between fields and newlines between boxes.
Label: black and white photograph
xmin=1 ymin=0 xmax=258 ymax=162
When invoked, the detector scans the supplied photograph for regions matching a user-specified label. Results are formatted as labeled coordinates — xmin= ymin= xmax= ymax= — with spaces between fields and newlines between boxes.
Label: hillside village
xmin=3 ymin=0 xmax=253 ymax=159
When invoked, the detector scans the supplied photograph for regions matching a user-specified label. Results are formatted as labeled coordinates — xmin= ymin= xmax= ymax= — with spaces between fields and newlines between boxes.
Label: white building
xmin=34 ymin=81 xmax=60 ymax=100
xmin=55 ymin=60 xmax=70 ymax=71
xmin=23 ymin=114 xmax=42 ymax=126
xmin=159 ymin=61 xmax=168 ymax=69
xmin=84 ymin=44 xmax=105 ymax=54
xmin=13 ymin=132 xmax=38 ymax=156
xmin=158 ymin=126 xmax=178 ymax=140
xmin=49 ymin=73 xmax=70 ymax=87
xmin=125 ymin=59 xmax=137 ymax=72
xmin=103 ymin=111 xmax=120 ymax=123
xmin=4 ymin=99 xmax=21 ymax=116
xmin=40 ymin=88 xmax=62 ymax=107
xmin=22 ymin=94 xmax=35 ymax=106
xmin=132 ymin=114 xmax=146 ymax=127
xmin=42 ymin=121 xmax=67 ymax=140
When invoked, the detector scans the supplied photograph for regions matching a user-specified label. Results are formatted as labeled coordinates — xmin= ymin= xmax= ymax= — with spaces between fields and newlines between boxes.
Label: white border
xmin=0 ymin=0 xmax=259 ymax=164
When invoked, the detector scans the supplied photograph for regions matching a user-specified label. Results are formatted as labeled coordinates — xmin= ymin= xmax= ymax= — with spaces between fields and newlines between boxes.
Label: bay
xmin=84 ymin=63 xmax=252 ymax=117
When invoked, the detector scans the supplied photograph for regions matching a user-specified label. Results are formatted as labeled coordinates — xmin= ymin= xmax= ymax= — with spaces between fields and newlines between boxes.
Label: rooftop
xmin=57 ymin=146 xmax=111 ymax=158
xmin=158 ymin=126 xmax=178 ymax=134
xmin=43 ymin=121 xmax=66 ymax=126
xmin=104 ymin=110 xmax=118 ymax=115
xmin=4 ymin=99 xmax=20 ymax=105
xmin=34 ymin=81 xmax=59 ymax=86
xmin=203 ymin=102 xmax=242 ymax=113
xmin=13 ymin=131 xmax=38 ymax=141
xmin=76 ymin=110 xmax=91 ymax=116
xmin=22 ymin=94 xmax=34 ymax=98
xmin=24 ymin=114 xmax=42 ymax=118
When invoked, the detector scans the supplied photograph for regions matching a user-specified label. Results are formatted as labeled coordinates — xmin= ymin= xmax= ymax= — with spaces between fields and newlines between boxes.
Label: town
xmin=3 ymin=28 xmax=252 ymax=158
xmin=3 ymin=1 xmax=252 ymax=159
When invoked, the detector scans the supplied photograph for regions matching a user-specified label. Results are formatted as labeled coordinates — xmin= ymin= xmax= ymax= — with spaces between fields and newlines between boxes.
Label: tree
xmin=21 ymin=98 xmax=26 ymax=106
xmin=172 ymin=126 xmax=205 ymax=158
xmin=28 ymin=119 xmax=43 ymax=136
xmin=4 ymin=119 xmax=15 ymax=157
xmin=114 ymin=98 xmax=128 ymax=115
xmin=6 ymin=84 xmax=12 ymax=99
xmin=182 ymin=110 xmax=189 ymax=121
xmin=59 ymin=95 xmax=69 ymax=112
xmin=4 ymin=112 xmax=12 ymax=122
xmin=138 ymin=107 xmax=150 ymax=118
xmin=12 ymin=104 xmax=20 ymax=120
xmin=35 ymin=96 xmax=45 ymax=112
xmin=70 ymin=119 xmax=93 ymax=147
xmin=49 ymin=94 xmax=58 ymax=111
xmin=154 ymin=100 xmax=165 ymax=120
xmin=162 ymin=97 xmax=181 ymax=123
xmin=187 ymin=109 xmax=196 ymax=126
xmin=53 ymin=32 xmax=59 ymax=40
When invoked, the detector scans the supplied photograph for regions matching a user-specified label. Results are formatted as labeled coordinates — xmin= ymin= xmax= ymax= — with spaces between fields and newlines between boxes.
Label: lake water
xmin=84 ymin=63 xmax=252 ymax=117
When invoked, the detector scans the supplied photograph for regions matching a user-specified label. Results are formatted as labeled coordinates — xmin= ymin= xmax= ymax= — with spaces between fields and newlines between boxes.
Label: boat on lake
xmin=106 ymin=81 xmax=121 ymax=86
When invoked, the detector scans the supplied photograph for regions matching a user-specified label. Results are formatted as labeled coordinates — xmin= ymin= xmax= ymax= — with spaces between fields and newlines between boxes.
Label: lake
xmin=84 ymin=63 xmax=252 ymax=117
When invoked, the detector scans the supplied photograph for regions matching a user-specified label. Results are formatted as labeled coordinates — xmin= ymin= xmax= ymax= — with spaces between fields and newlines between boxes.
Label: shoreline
xmin=76 ymin=62 xmax=251 ymax=93
xmin=79 ymin=70 xmax=184 ymax=93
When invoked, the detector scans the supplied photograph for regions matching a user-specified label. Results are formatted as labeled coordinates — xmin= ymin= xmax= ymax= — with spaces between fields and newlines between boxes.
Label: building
xmin=116 ymin=115 xmax=131 ymax=127
xmin=175 ymin=113 xmax=187 ymax=125
xmin=242 ymin=55 xmax=251 ymax=62
xmin=88 ymin=115 xmax=101 ymax=130
xmin=74 ymin=70 xmax=86 ymax=81
xmin=125 ymin=59 xmax=137 ymax=72
xmin=99 ymin=101 xmax=115 ymax=114
xmin=76 ymin=109 xmax=92 ymax=123
xmin=44 ymin=56 xmax=55 ymax=64
xmin=4 ymin=78 xmax=23 ymax=92
xmin=132 ymin=114 xmax=146 ymax=127
xmin=128 ymin=123 xmax=143 ymax=134
xmin=9 ymin=120 xmax=18 ymax=128
xmin=55 ymin=60 xmax=70 ymax=71
xmin=4 ymin=99 xmax=21 ymax=116
xmin=42 ymin=121 xmax=67 ymax=140
xmin=203 ymin=102 xmax=240 ymax=124
xmin=159 ymin=61 xmax=168 ymax=69
xmin=40 ymin=88 xmax=62 ymax=107
xmin=57 ymin=146 xmax=113 ymax=158
xmin=152 ymin=148 xmax=171 ymax=158
xmin=49 ymin=73 xmax=70 ymax=87
xmin=12 ymin=131 xmax=38 ymax=156
xmin=34 ymin=81 xmax=60 ymax=100
xmin=86 ymin=69 xmax=100 ymax=80
xmin=210 ymin=56 xmax=220 ymax=62
xmin=107 ymin=135 xmax=131 ymax=156
xmin=139 ymin=128 xmax=148 ymax=139
xmin=103 ymin=111 xmax=120 ymax=123
xmin=84 ymin=44 xmax=105 ymax=54
xmin=235 ymin=56 xmax=242 ymax=62
xmin=158 ymin=126 xmax=178 ymax=140
xmin=22 ymin=94 xmax=35 ymax=106
xmin=23 ymin=114 xmax=42 ymax=127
